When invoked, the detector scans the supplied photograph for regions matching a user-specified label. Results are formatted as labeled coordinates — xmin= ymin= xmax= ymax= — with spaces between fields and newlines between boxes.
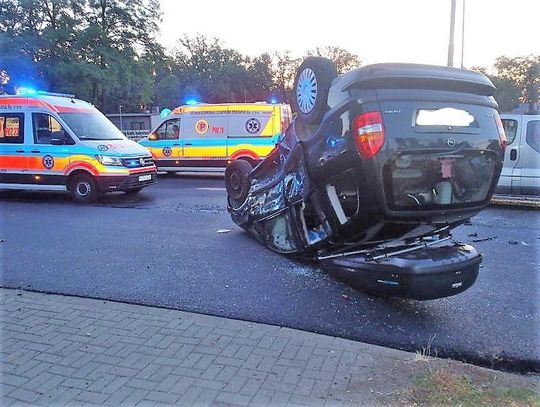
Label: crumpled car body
xmin=226 ymin=59 xmax=505 ymax=299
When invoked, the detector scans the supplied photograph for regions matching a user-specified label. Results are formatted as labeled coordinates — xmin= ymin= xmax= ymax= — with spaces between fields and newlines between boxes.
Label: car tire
xmin=124 ymin=187 xmax=143 ymax=194
xmin=225 ymin=159 xmax=252 ymax=208
xmin=293 ymin=57 xmax=338 ymax=125
xmin=69 ymin=173 xmax=99 ymax=203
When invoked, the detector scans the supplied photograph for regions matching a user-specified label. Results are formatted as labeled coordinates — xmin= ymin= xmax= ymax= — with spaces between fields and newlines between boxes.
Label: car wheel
xmin=225 ymin=159 xmax=252 ymax=208
xmin=124 ymin=187 xmax=143 ymax=194
xmin=69 ymin=173 xmax=99 ymax=203
xmin=293 ymin=57 xmax=338 ymax=125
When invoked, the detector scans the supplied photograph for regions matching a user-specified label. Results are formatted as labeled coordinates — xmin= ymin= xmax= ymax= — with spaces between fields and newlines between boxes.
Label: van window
xmin=501 ymin=119 xmax=518 ymax=145
xmin=59 ymin=112 xmax=125 ymax=141
xmin=0 ymin=113 xmax=24 ymax=144
xmin=32 ymin=113 xmax=69 ymax=144
xmin=526 ymin=120 xmax=540 ymax=153
xmin=155 ymin=119 xmax=181 ymax=140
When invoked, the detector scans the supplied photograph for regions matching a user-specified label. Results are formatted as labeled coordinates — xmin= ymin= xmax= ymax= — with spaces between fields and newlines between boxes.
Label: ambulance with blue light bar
xmin=139 ymin=102 xmax=292 ymax=172
xmin=0 ymin=90 xmax=157 ymax=203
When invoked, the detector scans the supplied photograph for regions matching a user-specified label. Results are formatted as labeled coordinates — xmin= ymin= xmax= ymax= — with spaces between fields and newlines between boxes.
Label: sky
xmin=158 ymin=0 xmax=539 ymax=70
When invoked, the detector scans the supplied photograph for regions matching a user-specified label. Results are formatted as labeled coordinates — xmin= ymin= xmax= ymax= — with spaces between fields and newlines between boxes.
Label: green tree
xmin=494 ymin=55 xmax=540 ymax=112
xmin=0 ymin=0 xmax=164 ymax=112
xmin=271 ymin=51 xmax=301 ymax=104
xmin=471 ymin=65 xmax=520 ymax=112
xmin=247 ymin=53 xmax=274 ymax=102
xmin=306 ymin=46 xmax=361 ymax=74
xmin=174 ymin=35 xmax=253 ymax=104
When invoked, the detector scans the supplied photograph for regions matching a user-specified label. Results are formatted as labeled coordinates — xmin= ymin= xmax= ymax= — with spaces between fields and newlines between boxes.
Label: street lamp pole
xmin=119 ymin=105 xmax=124 ymax=132
xmin=461 ymin=0 xmax=466 ymax=68
xmin=447 ymin=0 xmax=457 ymax=67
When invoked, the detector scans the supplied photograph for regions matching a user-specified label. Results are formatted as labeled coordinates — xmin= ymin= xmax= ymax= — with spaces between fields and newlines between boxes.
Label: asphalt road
xmin=1 ymin=175 xmax=538 ymax=372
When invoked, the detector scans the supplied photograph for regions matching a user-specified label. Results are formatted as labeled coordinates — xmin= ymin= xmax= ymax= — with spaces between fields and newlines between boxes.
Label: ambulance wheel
xmin=293 ymin=57 xmax=338 ymax=125
xmin=69 ymin=173 xmax=99 ymax=203
xmin=124 ymin=187 xmax=143 ymax=194
xmin=225 ymin=159 xmax=252 ymax=208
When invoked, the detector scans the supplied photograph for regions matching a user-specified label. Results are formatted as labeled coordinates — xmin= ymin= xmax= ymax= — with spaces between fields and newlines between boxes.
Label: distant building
xmin=106 ymin=108 xmax=162 ymax=140
xmin=507 ymin=103 xmax=540 ymax=114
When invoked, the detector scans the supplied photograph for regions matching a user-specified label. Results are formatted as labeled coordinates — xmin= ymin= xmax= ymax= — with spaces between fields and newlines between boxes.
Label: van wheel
xmin=124 ymin=187 xmax=143 ymax=194
xmin=225 ymin=159 xmax=252 ymax=208
xmin=69 ymin=173 xmax=99 ymax=203
xmin=293 ymin=57 xmax=338 ymax=125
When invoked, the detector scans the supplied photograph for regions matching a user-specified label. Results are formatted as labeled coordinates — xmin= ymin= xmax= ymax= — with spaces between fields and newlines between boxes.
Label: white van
xmin=497 ymin=113 xmax=540 ymax=196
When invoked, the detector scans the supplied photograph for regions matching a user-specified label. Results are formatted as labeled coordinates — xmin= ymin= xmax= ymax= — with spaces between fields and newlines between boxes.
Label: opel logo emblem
xmin=139 ymin=158 xmax=145 ymax=166
xmin=446 ymin=138 xmax=456 ymax=148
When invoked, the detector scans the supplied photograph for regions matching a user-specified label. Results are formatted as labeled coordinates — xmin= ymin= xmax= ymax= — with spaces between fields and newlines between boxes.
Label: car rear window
xmin=501 ymin=119 xmax=518 ymax=145
xmin=0 ymin=113 xmax=24 ymax=144
xmin=526 ymin=120 xmax=540 ymax=153
xmin=415 ymin=108 xmax=477 ymax=127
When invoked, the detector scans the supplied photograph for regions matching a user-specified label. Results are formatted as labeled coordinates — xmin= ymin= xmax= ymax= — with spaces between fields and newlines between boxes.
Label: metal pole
xmin=119 ymin=105 xmax=123 ymax=132
xmin=461 ymin=0 xmax=466 ymax=68
xmin=447 ymin=0 xmax=457 ymax=67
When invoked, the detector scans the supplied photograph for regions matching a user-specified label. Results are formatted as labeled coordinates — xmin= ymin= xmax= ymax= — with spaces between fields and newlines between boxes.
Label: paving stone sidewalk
xmin=1 ymin=288 xmax=537 ymax=406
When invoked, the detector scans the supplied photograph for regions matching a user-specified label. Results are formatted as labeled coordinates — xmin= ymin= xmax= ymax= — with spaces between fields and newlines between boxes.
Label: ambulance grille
xmin=121 ymin=156 xmax=154 ymax=168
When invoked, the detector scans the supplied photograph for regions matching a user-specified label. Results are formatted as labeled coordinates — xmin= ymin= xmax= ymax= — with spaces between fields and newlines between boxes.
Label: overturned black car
xmin=225 ymin=57 xmax=506 ymax=300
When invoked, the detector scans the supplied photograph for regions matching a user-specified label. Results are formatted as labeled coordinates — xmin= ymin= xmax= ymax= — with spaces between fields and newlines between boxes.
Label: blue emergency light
xmin=16 ymin=87 xmax=37 ymax=96
xmin=160 ymin=108 xmax=172 ymax=119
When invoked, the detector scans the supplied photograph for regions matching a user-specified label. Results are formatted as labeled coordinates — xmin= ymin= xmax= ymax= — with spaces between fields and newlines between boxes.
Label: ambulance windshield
xmin=60 ymin=111 xmax=126 ymax=141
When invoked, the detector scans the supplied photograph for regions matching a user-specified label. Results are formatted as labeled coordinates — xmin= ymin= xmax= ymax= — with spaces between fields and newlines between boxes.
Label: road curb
xmin=491 ymin=195 xmax=540 ymax=209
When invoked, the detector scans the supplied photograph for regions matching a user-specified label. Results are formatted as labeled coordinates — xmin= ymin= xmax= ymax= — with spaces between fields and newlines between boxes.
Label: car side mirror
xmin=148 ymin=132 xmax=158 ymax=141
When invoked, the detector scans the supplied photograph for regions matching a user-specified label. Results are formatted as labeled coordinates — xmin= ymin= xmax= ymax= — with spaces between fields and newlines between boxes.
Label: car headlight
xmin=96 ymin=155 xmax=123 ymax=166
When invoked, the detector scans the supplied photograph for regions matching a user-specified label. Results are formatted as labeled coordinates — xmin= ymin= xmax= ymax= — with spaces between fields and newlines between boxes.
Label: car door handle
xmin=172 ymin=143 xmax=181 ymax=146
xmin=510 ymin=149 xmax=517 ymax=161
xmin=16 ymin=149 xmax=25 ymax=153
xmin=31 ymin=149 xmax=41 ymax=153
xmin=184 ymin=143 xmax=193 ymax=146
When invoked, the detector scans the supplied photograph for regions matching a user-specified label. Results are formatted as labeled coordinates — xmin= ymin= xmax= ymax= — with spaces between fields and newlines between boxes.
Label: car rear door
xmin=513 ymin=117 xmax=540 ymax=195
xmin=499 ymin=115 xmax=522 ymax=194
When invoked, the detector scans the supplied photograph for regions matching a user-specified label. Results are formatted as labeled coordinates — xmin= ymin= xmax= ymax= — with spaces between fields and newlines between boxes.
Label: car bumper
xmin=97 ymin=171 xmax=158 ymax=192
xmin=321 ymin=243 xmax=481 ymax=300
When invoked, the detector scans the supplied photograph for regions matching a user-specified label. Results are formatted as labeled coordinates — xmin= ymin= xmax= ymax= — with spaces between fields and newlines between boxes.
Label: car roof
xmin=0 ymin=95 xmax=96 ymax=113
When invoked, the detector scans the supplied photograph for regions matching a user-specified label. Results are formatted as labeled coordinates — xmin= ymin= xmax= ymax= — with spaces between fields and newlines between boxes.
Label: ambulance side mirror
xmin=50 ymin=138 xmax=65 ymax=145
xmin=148 ymin=132 xmax=158 ymax=141
xmin=50 ymin=130 xmax=68 ymax=145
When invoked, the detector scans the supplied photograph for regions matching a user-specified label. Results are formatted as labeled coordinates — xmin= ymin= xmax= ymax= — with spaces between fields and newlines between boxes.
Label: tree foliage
xmin=0 ymin=1 xmax=364 ymax=112
xmin=1 ymin=3 xmax=534 ymax=116
xmin=471 ymin=55 xmax=539 ymax=112
xmin=494 ymin=55 xmax=539 ymax=111
xmin=307 ymin=46 xmax=361 ymax=75
xmin=0 ymin=0 xmax=162 ymax=112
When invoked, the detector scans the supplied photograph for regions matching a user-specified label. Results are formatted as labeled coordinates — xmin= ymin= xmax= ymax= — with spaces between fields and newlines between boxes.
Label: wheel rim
xmin=296 ymin=68 xmax=317 ymax=114
xmin=229 ymin=172 xmax=241 ymax=193
xmin=76 ymin=181 xmax=91 ymax=197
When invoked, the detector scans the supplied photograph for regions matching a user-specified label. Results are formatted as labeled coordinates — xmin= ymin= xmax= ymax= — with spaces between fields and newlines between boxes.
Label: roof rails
xmin=38 ymin=91 xmax=76 ymax=98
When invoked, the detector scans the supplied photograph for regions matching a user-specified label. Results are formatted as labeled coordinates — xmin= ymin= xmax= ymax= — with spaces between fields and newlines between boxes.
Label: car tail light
xmin=353 ymin=111 xmax=385 ymax=159
xmin=494 ymin=115 xmax=507 ymax=153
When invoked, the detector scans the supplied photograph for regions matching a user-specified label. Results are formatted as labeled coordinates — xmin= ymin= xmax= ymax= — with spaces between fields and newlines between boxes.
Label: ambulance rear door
xmin=227 ymin=108 xmax=275 ymax=161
